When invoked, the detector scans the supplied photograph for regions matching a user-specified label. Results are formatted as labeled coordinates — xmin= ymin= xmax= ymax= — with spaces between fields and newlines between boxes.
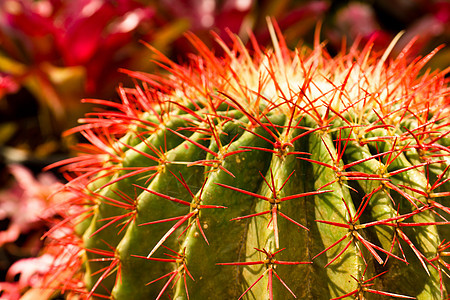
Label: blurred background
xmin=0 ymin=0 xmax=448 ymax=298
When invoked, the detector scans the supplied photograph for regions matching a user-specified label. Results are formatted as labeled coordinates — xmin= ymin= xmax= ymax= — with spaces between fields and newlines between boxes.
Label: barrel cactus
xmin=48 ymin=24 xmax=450 ymax=299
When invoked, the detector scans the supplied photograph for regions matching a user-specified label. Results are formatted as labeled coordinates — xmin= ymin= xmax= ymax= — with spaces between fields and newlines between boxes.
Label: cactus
xmin=49 ymin=24 xmax=450 ymax=300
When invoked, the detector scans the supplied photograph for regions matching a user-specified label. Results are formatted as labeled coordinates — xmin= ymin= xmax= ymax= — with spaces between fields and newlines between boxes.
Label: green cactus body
xmin=53 ymin=28 xmax=450 ymax=299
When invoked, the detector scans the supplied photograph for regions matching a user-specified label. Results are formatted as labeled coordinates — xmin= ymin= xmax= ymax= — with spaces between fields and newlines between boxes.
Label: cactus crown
xmin=48 ymin=23 xmax=450 ymax=299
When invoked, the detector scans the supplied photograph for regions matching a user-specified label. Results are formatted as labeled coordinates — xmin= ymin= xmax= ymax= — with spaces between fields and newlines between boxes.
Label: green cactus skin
xmin=52 ymin=29 xmax=450 ymax=300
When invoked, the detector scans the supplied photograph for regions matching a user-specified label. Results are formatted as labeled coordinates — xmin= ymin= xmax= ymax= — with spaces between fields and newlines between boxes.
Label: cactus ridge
xmin=49 ymin=26 xmax=450 ymax=300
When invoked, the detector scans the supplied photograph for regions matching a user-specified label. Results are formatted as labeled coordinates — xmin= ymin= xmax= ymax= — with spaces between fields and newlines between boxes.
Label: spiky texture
xmin=48 ymin=24 xmax=450 ymax=300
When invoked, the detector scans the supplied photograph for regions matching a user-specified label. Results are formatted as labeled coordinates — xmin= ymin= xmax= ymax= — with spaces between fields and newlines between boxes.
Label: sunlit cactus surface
xmin=49 ymin=25 xmax=450 ymax=300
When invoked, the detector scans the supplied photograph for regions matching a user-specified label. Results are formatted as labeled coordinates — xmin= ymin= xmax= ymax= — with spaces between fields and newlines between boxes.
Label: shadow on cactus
xmin=44 ymin=21 xmax=450 ymax=299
